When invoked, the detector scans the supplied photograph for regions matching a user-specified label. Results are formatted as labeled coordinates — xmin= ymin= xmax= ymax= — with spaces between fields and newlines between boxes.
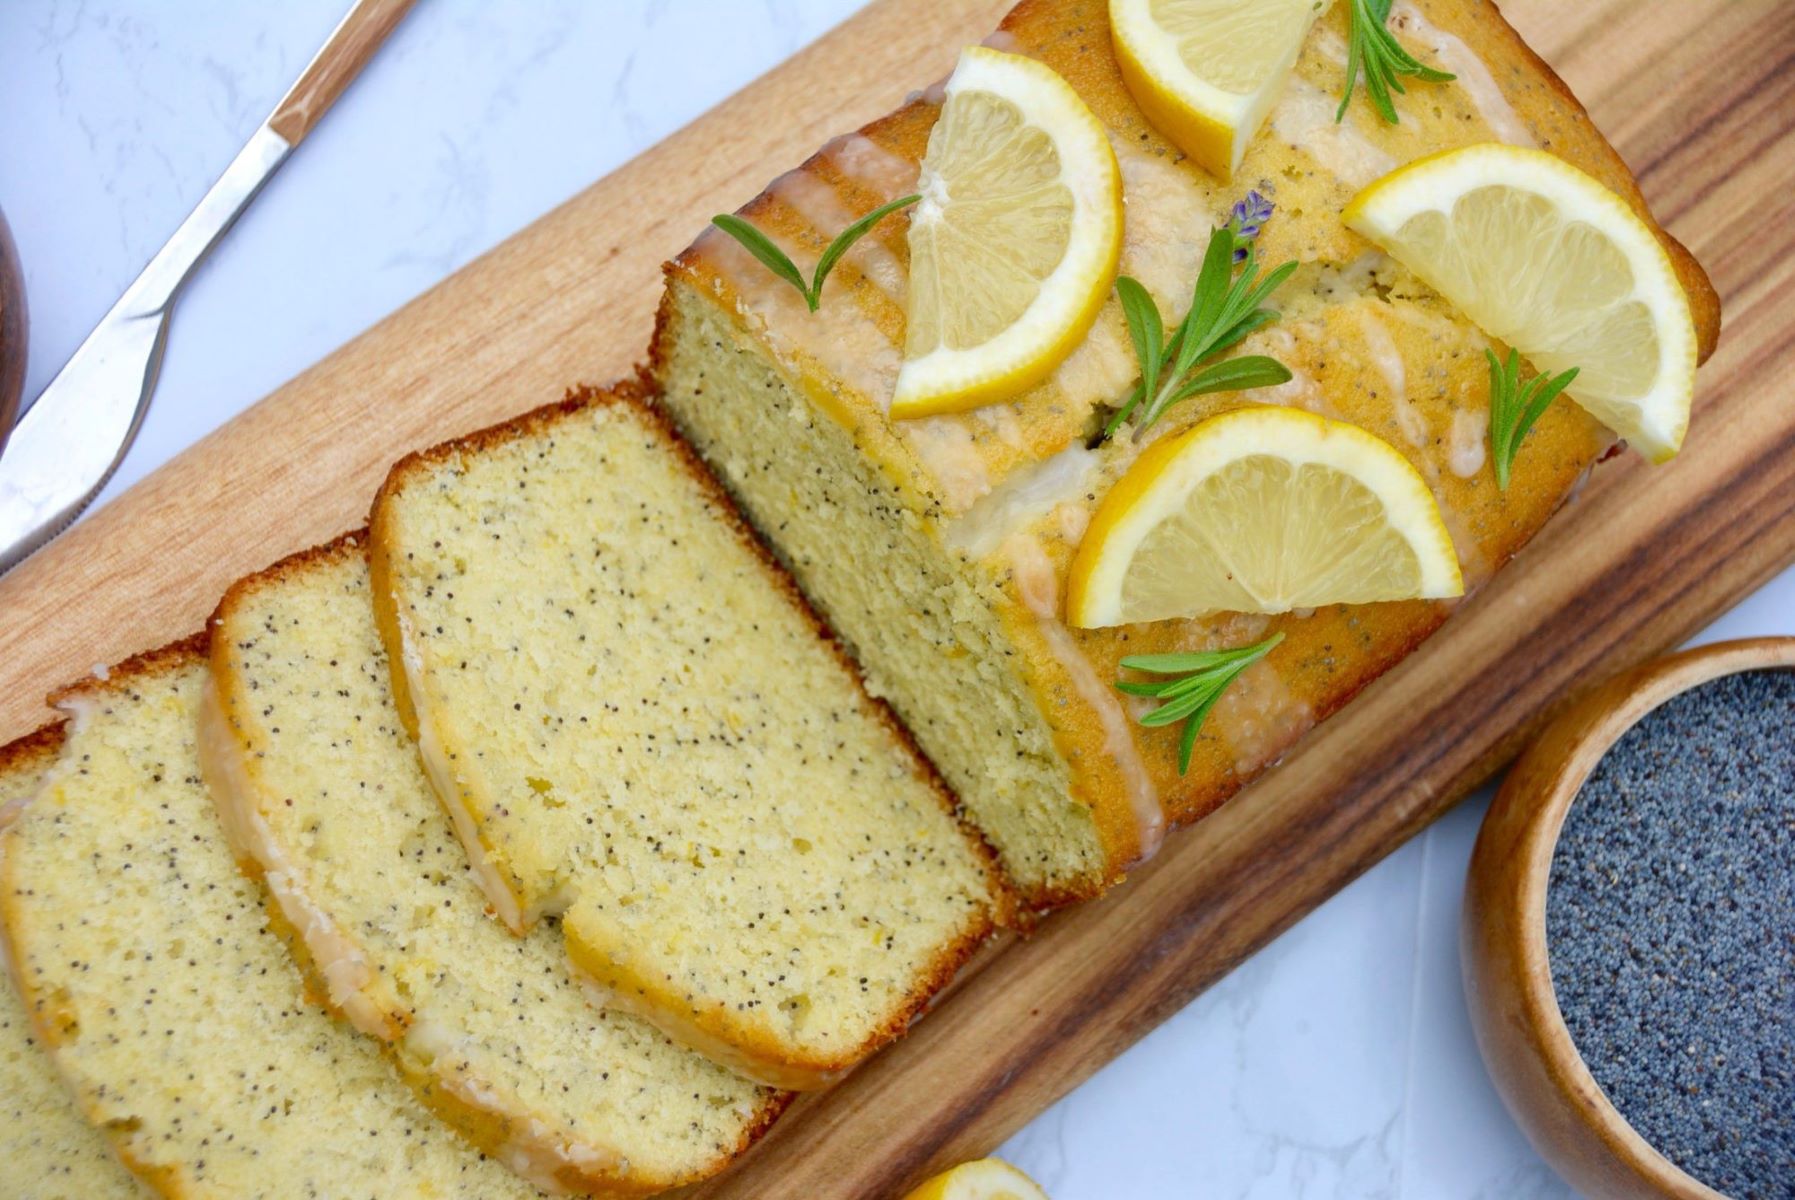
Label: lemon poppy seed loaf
xmin=0 ymin=723 xmax=146 ymax=1199
xmin=0 ymin=641 xmax=546 ymax=1199
xmin=367 ymin=386 xmax=1005 ymax=1088
xmin=649 ymin=0 xmax=1720 ymax=905
xmin=203 ymin=532 xmax=788 ymax=1195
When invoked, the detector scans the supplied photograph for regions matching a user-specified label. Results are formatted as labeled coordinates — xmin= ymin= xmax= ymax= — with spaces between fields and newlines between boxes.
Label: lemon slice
xmin=894 ymin=46 xmax=1122 ymax=419
xmin=1109 ymin=0 xmax=1324 ymax=180
xmin=1344 ymin=144 xmax=1699 ymax=462
xmin=902 ymin=1158 xmax=1051 ymax=1200
xmin=1067 ymin=407 xmax=1463 ymax=627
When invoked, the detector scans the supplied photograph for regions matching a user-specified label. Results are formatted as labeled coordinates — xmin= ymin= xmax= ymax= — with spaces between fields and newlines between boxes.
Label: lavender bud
xmin=1224 ymin=190 xmax=1274 ymax=263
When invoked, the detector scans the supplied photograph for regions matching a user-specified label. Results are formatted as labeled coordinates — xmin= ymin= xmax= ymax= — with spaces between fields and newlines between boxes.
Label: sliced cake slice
xmin=367 ymin=386 xmax=1005 ymax=1088
xmin=0 ymin=724 xmax=146 ymax=1199
xmin=0 ymin=640 xmax=546 ymax=1199
xmin=203 ymin=532 xmax=788 ymax=1195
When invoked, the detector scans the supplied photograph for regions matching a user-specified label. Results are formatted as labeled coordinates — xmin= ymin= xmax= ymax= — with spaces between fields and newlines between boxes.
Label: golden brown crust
xmin=211 ymin=529 xmax=368 ymax=626
xmin=0 ymin=722 xmax=64 ymax=785
xmin=46 ymin=633 xmax=210 ymax=710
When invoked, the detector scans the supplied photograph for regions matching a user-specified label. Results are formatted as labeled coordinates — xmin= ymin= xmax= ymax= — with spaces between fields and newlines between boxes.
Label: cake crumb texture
xmin=0 ymin=724 xmax=146 ymax=1199
xmin=0 ymin=646 xmax=545 ymax=1198
xmin=368 ymin=388 xmax=1001 ymax=1086
xmin=207 ymin=534 xmax=786 ymax=1195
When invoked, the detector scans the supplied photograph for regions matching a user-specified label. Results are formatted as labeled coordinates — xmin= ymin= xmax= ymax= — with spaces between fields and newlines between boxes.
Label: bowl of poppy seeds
xmin=1464 ymin=638 xmax=1795 ymax=1200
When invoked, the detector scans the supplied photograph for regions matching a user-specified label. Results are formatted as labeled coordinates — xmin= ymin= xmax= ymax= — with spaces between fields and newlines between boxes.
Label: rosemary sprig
xmin=1118 ymin=632 xmax=1285 ymax=774
xmin=710 ymin=193 xmax=919 ymax=312
xmin=1102 ymin=217 xmax=1297 ymax=441
xmin=1486 ymin=347 xmax=1578 ymax=491
xmin=1337 ymin=0 xmax=1455 ymax=125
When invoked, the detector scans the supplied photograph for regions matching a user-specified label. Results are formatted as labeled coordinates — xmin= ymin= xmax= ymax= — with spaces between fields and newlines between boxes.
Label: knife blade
xmin=0 ymin=127 xmax=290 ymax=577
xmin=0 ymin=0 xmax=416 ymax=579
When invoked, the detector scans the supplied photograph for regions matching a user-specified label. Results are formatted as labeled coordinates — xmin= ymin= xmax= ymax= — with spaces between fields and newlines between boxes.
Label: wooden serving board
xmin=3 ymin=1 xmax=1792 ymax=1195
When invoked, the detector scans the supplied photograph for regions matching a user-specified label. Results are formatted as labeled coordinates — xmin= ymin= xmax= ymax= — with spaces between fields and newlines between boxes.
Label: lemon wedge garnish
xmin=1066 ymin=407 xmax=1463 ymax=627
xmin=901 ymin=1158 xmax=1051 ymax=1200
xmin=1109 ymin=0 xmax=1326 ymax=180
xmin=894 ymin=46 xmax=1123 ymax=419
xmin=1344 ymin=143 xmax=1699 ymax=462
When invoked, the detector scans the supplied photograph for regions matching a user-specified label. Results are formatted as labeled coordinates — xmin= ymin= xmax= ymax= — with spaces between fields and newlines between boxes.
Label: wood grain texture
xmin=266 ymin=0 xmax=419 ymax=145
xmin=0 ymin=0 xmax=1010 ymax=737
xmin=0 ymin=2 xmax=1788 ymax=1197
xmin=1463 ymin=638 xmax=1793 ymax=1200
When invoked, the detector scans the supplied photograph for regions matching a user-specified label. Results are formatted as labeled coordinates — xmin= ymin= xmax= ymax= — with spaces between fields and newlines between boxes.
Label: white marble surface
xmin=1 ymin=4 xmax=1787 ymax=1197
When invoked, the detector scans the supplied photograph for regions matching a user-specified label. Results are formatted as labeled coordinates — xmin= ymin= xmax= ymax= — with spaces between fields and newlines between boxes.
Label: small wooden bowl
xmin=0 ymin=203 xmax=25 ymax=452
xmin=1462 ymin=636 xmax=1795 ymax=1200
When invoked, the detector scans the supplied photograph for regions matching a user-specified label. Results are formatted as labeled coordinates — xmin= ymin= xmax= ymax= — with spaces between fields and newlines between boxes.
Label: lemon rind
xmin=1108 ymin=0 xmax=1324 ymax=180
xmin=1343 ymin=143 xmax=1698 ymax=462
xmin=902 ymin=1158 xmax=1052 ymax=1200
xmin=1066 ymin=407 xmax=1464 ymax=628
xmin=892 ymin=46 xmax=1124 ymax=419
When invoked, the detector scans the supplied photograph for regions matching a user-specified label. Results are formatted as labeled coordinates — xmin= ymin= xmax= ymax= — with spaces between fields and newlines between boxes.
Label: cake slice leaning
xmin=367 ymin=385 xmax=1006 ymax=1089
xmin=203 ymin=532 xmax=788 ymax=1195
xmin=649 ymin=0 xmax=1722 ymax=907
xmin=0 ymin=639 xmax=546 ymax=1199
xmin=0 ymin=724 xmax=147 ymax=1199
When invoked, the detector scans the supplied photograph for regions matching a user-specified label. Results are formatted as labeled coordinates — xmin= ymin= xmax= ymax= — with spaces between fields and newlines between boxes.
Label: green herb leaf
xmin=1104 ymin=227 xmax=1297 ymax=440
xmin=1337 ymin=0 xmax=1455 ymax=125
xmin=1116 ymin=276 xmax=1164 ymax=414
xmin=1486 ymin=347 xmax=1578 ymax=490
xmin=710 ymin=193 xmax=919 ymax=313
xmin=810 ymin=193 xmax=921 ymax=305
xmin=1168 ymin=355 xmax=1293 ymax=405
xmin=1118 ymin=632 xmax=1284 ymax=774
xmin=710 ymin=213 xmax=812 ymax=306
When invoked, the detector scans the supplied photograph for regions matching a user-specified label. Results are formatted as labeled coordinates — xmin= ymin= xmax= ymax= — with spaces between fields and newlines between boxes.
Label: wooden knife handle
xmin=267 ymin=0 xmax=418 ymax=145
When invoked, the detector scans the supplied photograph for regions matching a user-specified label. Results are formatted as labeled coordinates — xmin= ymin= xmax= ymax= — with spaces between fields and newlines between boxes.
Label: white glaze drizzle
xmin=1390 ymin=2 xmax=1537 ymax=147
xmin=699 ymin=222 xmax=902 ymax=406
xmin=1111 ymin=137 xmax=1221 ymax=310
xmin=828 ymin=132 xmax=921 ymax=201
xmin=943 ymin=443 xmax=1101 ymax=558
xmin=195 ymin=679 xmax=400 ymax=1040
xmin=1271 ymin=77 xmax=1398 ymax=187
xmin=1448 ymin=406 xmax=1489 ymax=479
xmin=901 ymin=415 xmax=991 ymax=511
xmin=980 ymin=28 xmax=1026 ymax=54
xmin=392 ymin=608 xmax=533 ymax=934
xmin=972 ymin=400 xmax=1029 ymax=450
xmin=1051 ymin=308 xmax=1138 ymax=407
xmin=1358 ymin=308 xmax=1429 ymax=447
xmin=1180 ymin=614 xmax=1317 ymax=776
xmin=1245 ymin=325 xmax=1339 ymax=418
xmin=766 ymin=170 xmax=906 ymax=305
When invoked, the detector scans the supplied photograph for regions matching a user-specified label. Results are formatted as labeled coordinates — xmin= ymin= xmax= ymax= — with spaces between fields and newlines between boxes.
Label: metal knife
xmin=0 ymin=0 xmax=416 ymax=578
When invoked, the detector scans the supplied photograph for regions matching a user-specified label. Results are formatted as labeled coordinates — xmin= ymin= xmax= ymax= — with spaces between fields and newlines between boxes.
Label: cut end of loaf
xmin=206 ymin=531 xmax=787 ymax=1192
xmin=366 ymin=385 xmax=1006 ymax=1084
xmin=651 ymin=270 xmax=1118 ymax=906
